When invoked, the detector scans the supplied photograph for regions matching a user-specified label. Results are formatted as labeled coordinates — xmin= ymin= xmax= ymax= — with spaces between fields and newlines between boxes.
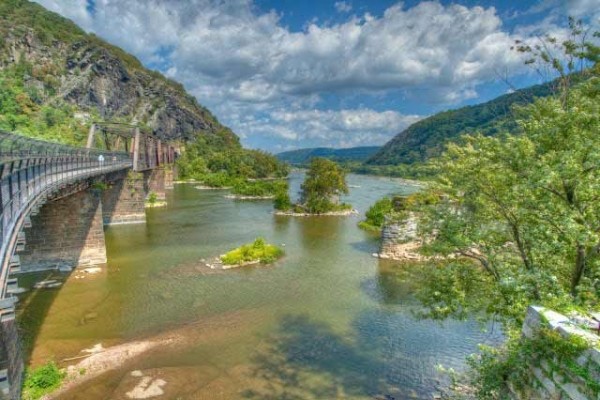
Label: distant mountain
xmin=367 ymin=80 xmax=557 ymax=165
xmin=277 ymin=146 xmax=381 ymax=165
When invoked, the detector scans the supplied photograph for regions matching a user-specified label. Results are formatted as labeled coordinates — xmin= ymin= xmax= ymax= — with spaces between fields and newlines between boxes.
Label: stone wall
xmin=514 ymin=306 xmax=600 ymax=400
xmin=101 ymin=170 xmax=147 ymax=225
xmin=19 ymin=188 xmax=107 ymax=272
xmin=0 ymin=320 xmax=22 ymax=400
xmin=377 ymin=213 xmax=423 ymax=261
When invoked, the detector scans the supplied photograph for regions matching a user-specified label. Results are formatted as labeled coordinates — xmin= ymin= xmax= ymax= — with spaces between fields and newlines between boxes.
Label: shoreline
xmin=224 ymin=194 xmax=274 ymax=200
xmin=194 ymin=185 xmax=232 ymax=190
xmin=274 ymin=209 xmax=358 ymax=217
xmin=145 ymin=201 xmax=167 ymax=208
xmin=46 ymin=337 xmax=178 ymax=399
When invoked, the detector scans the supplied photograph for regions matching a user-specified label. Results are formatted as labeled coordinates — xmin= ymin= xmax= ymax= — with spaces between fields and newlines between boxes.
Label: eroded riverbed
xmin=18 ymin=173 xmax=502 ymax=399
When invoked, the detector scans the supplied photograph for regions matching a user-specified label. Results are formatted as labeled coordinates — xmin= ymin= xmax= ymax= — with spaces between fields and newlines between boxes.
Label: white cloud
xmin=335 ymin=1 xmax=352 ymax=13
xmin=32 ymin=0 xmax=584 ymax=150
xmin=232 ymin=108 xmax=421 ymax=149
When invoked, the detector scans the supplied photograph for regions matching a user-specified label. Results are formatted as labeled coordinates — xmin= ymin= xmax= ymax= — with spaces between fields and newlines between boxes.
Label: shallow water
xmin=19 ymin=172 xmax=502 ymax=399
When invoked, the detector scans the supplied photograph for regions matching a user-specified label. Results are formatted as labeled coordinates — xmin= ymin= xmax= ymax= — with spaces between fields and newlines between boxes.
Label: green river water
xmin=18 ymin=172 xmax=502 ymax=400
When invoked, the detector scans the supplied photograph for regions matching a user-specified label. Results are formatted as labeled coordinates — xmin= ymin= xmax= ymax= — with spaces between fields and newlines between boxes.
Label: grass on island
xmin=22 ymin=361 xmax=66 ymax=400
xmin=220 ymin=238 xmax=283 ymax=266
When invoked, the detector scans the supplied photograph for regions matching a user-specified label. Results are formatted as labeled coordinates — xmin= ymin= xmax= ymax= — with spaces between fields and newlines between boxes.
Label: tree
xmin=300 ymin=158 xmax=349 ymax=213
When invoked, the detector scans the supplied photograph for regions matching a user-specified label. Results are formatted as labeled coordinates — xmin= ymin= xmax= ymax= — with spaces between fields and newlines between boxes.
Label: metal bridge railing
xmin=0 ymin=131 xmax=133 ymax=297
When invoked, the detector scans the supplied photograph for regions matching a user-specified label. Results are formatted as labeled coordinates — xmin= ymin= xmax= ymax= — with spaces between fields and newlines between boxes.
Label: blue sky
xmin=35 ymin=0 xmax=600 ymax=152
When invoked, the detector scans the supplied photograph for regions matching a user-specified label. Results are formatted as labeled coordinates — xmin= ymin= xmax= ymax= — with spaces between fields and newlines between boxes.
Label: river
xmin=18 ymin=172 xmax=502 ymax=399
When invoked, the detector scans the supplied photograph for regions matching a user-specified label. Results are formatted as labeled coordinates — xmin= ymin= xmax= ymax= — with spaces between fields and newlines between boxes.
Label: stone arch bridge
xmin=0 ymin=124 xmax=177 ymax=399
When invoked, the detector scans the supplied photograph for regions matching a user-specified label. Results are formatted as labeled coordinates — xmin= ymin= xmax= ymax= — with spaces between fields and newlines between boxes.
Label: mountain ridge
xmin=277 ymin=146 xmax=381 ymax=165
xmin=367 ymin=80 xmax=557 ymax=165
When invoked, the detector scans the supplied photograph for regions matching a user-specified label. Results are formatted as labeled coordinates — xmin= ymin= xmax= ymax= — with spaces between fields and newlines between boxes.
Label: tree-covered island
xmin=274 ymin=158 xmax=356 ymax=216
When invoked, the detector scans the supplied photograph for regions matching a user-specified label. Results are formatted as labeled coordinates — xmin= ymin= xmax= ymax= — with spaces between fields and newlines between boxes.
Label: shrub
xmin=22 ymin=361 xmax=65 ymax=400
xmin=147 ymin=191 xmax=158 ymax=204
xmin=274 ymin=188 xmax=292 ymax=211
xmin=359 ymin=197 xmax=393 ymax=231
xmin=220 ymin=237 xmax=283 ymax=265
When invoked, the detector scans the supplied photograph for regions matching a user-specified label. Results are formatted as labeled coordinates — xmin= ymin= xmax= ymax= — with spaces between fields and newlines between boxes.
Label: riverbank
xmin=46 ymin=338 xmax=177 ymax=399
xmin=44 ymin=309 xmax=269 ymax=399
xmin=203 ymin=257 xmax=262 ymax=270
xmin=224 ymin=194 xmax=274 ymax=200
xmin=194 ymin=185 xmax=231 ymax=190
xmin=274 ymin=209 xmax=359 ymax=217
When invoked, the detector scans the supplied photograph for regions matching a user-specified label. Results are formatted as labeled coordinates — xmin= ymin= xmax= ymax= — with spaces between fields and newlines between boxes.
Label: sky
xmin=34 ymin=0 xmax=600 ymax=152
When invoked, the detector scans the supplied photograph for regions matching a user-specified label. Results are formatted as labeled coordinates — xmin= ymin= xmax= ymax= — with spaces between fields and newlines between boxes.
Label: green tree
xmin=413 ymin=75 xmax=600 ymax=327
xmin=300 ymin=158 xmax=349 ymax=213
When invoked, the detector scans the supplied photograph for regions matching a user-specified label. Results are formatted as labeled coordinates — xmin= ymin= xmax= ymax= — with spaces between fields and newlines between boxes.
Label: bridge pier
xmin=101 ymin=170 xmax=148 ymax=225
xmin=19 ymin=188 xmax=107 ymax=272
xmin=0 ymin=318 xmax=21 ymax=400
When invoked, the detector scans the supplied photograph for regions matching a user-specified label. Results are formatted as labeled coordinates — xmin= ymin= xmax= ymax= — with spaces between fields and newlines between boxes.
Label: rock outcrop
xmin=377 ymin=213 xmax=426 ymax=261
xmin=0 ymin=0 xmax=238 ymax=143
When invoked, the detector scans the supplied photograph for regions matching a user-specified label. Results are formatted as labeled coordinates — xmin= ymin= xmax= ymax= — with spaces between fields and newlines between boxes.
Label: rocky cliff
xmin=0 ymin=0 xmax=239 ymax=145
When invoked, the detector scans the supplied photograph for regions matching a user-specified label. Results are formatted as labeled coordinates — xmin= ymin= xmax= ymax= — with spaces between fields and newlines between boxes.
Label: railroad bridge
xmin=0 ymin=124 xmax=177 ymax=399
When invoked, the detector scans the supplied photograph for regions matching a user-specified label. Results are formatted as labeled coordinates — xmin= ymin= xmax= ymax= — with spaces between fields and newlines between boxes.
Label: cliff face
xmin=0 ymin=0 xmax=239 ymax=144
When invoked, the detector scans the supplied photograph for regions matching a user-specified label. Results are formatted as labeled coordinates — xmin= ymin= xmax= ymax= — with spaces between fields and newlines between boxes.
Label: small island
xmin=206 ymin=238 xmax=284 ymax=269
xmin=274 ymin=158 xmax=356 ymax=216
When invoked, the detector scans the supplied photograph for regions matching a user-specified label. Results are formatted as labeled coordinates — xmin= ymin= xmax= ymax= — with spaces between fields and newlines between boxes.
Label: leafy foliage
xmin=176 ymin=134 xmax=289 ymax=187
xmin=231 ymin=180 xmax=288 ymax=197
xmin=22 ymin=361 xmax=65 ymax=400
xmin=273 ymin=188 xmax=292 ymax=211
xmin=220 ymin=237 xmax=284 ymax=265
xmin=147 ymin=191 xmax=159 ymax=205
xmin=358 ymin=197 xmax=393 ymax=232
xmin=468 ymin=327 xmax=595 ymax=399
xmin=0 ymin=64 xmax=92 ymax=144
xmin=298 ymin=158 xmax=351 ymax=214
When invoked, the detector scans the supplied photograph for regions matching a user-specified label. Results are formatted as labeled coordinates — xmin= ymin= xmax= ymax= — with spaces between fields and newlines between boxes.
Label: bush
xmin=359 ymin=197 xmax=393 ymax=231
xmin=274 ymin=189 xmax=292 ymax=211
xmin=232 ymin=180 xmax=287 ymax=197
xmin=23 ymin=361 xmax=65 ymax=400
xmin=220 ymin=237 xmax=284 ymax=265
xmin=147 ymin=191 xmax=158 ymax=204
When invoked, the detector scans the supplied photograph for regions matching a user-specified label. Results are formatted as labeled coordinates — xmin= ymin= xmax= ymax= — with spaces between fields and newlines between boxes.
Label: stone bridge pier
xmin=18 ymin=164 xmax=175 ymax=272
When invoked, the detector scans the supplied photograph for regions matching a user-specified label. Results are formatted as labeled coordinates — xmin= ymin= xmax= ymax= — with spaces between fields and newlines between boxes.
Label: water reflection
xmin=244 ymin=311 xmax=501 ymax=400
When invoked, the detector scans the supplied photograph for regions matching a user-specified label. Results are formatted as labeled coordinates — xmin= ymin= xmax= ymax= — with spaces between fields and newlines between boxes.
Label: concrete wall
xmin=513 ymin=306 xmax=600 ymax=400
xmin=19 ymin=189 xmax=107 ymax=272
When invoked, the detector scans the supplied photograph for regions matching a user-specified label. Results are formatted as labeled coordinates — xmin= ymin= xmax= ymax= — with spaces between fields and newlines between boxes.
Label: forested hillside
xmin=277 ymin=146 xmax=380 ymax=165
xmin=367 ymin=80 xmax=556 ymax=165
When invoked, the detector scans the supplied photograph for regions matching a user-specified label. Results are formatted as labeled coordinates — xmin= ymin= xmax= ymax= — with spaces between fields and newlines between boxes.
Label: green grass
xmin=22 ymin=361 xmax=66 ymax=400
xmin=221 ymin=238 xmax=284 ymax=265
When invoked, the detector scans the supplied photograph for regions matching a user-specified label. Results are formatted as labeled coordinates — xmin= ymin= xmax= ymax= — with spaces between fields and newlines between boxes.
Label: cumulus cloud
xmin=32 ymin=0 xmax=583 ymax=150
xmin=234 ymin=108 xmax=421 ymax=149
